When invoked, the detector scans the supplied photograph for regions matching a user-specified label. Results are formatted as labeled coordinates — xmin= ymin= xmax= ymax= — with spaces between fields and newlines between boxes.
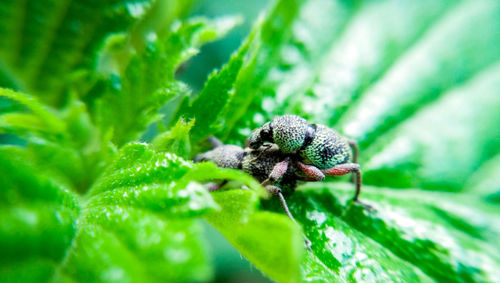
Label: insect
xmin=194 ymin=115 xmax=366 ymax=235
xmin=247 ymin=115 xmax=362 ymax=202
xmin=194 ymin=138 xmax=315 ymax=246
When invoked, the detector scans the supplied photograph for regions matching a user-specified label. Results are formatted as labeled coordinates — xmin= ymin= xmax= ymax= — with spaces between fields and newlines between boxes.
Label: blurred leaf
xmin=0 ymin=146 xmax=79 ymax=282
xmin=0 ymin=0 xmax=156 ymax=105
xmin=362 ymin=63 xmax=500 ymax=190
xmin=466 ymin=153 xmax=500 ymax=203
xmin=287 ymin=0 xmax=456 ymax=126
xmin=206 ymin=190 xmax=304 ymax=283
xmin=339 ymin=1 xmax=500 ymax=147
xmin=152 ymin=118 xmax=195 ymax=158
xmin=0 ymin=88 xmax=109 ymax=192
xmin=171 ymin=39 xmax=248 ymax=143
xmin=90 ymin=15 xmax=241 ymax=146
xmin=0 ymin=88 xmax=65 ymax=136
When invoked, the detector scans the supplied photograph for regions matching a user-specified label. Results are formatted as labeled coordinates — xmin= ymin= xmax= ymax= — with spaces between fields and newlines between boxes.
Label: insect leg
xmin=347 ymin=139 xmax=359 ymax=164
xmin=346 ymin=139 xmax=359 ymax=184
xmin=207 ymin=136 xmax=224 ymax=149
xmin=264 ymin=185 xmax=296 ymax=222
xmin=261 ymin=157 xmax=290 ymax=186
xmin=296 ymin=161 xmax=325 ymax=181
xmin=264 ymin=184 xmax=312 ymax=249
xmin=322 ymin=163 xmax=362 ymax=201
xmin=205 ymin=180 xmax=228 ymax=192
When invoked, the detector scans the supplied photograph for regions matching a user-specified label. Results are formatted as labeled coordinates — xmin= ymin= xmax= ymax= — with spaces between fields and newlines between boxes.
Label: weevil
xmin=195 ymin=114 xmax=367 ymax=247
xmin=194 ymin=138 xmax=315 ymax=247
xmin=247 ymin=114 xmax=362 ymax=201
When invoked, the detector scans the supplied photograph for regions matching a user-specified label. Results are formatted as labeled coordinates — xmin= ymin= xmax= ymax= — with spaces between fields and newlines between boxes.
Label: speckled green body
xmin=248 ymin=115 xmax=310 ymax=152
xmin=249 ymin=115 xmax=353 ymax=170
xmin=270 ymin=115 xmax=310 ymax=153
xmin=300 ymin=125 xmax=351 ymax=169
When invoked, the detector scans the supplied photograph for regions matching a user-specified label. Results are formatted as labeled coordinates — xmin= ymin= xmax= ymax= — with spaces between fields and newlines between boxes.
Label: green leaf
xmin=0 ymin=88 xmax=65 ymax=135
xmin=465 ymin=153 xmax=500 ymax=203
xmin=172 ymin=43 xmax=247 ymax=143
xmin=2 ymin=142 xmax=270 ymax=282
xmin=91 ymin=15 xmax=241 ymax=146
xmin=0 ymin=89 xmax=109 ymax=192
xmin=152 ymin=118 xmax=195 ymax=158
xmin=0 ymin=0 xmax=155 ymax=105
xmin=183 ymin=161 xmax=268 ymax=198
xmin=0 ymin=141 xmax=288 ymax=282
xmin=306 ymin=183 xmax=500 ymax=282
xmin=0 ymin=146 xmax=79 ymax=282
xmin=338 ymin=1 xmax=500 ymax=147
xmin=362 ymin=63 xmax=500 ymax=190
xmin=206 ymin=190 xmax=304 ymax=283
xmin=221 ymin=0 xmax=308 ymax=143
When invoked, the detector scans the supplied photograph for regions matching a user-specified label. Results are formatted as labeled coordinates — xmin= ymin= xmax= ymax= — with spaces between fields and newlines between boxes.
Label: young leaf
xmin=0 ymin=0 xmax=156 ymax=105
xmin=152 ymin=118 xmax=195 ymax=158
xmin=91 ymin=16 xmax=241 ymax=146
xmin=206 ymin=190 xmax=304 ymax=283
xmin=0 ymin=88 xmax=65 ymax=135
xmin=170 ymin=39 xmax=247 ymax=143
xmin=221 ymin=0 xmax=307 ymax=143
xmin=2 ymin=142 xmax=276 ymax=283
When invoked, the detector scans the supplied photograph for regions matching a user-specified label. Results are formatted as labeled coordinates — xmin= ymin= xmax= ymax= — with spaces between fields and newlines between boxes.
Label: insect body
xmin=196 ymin=114 xmax=365 ymax=220
xmin=246 ymin=115 xmax=362 ymax=201
xmin=247 ymin=115 xmax=358 ymax=170
xmin=248 ymin=115 xmax=312 ymax=153
xmin=195 ymin=129 xmax=365 ymax=249
xmin=194 ymin=141 xmax=311 ymax=230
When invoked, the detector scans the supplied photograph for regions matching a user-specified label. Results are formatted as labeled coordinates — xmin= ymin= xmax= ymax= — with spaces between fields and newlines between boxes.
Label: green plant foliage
xmin=0 ymin=0 xmax=155 ymax=105
xmin=206 ymin=190 xmax=304 ymax=283
xmin=170 ymin=38 xmax=248 ymax=143
xmin=89 ymin=15 xmax=241 ymax=146
xmin=152 ymin=118 xmax=195 ymax=158
xmin=362 ymin=63 xmax=500 ymax=190
xmin=1 ymin=0 xmax=500 ymax=282
xmin=466 ymin=154 xmax=500 ymax=203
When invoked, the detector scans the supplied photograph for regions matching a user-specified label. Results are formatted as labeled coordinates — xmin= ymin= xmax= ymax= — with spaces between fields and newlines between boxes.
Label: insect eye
xmin=260 ymin=125 xmax=273 ymax=142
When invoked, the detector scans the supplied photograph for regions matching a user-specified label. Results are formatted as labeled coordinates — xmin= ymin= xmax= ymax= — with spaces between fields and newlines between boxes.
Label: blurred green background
xmin=181 ymin=0 xmax=269 ymax=92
